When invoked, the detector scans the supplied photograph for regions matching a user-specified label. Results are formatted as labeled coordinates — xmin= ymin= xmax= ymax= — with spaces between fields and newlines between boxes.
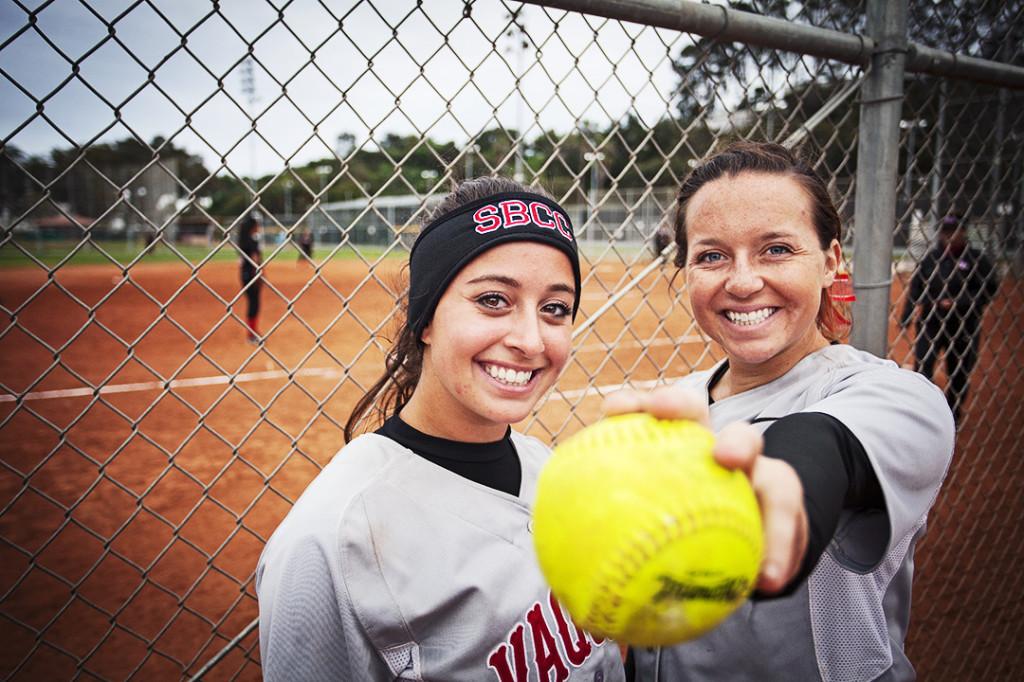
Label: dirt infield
xmin=0 ymin=255 xmax=698 ymax=679
xmin=893 ymin=273 xmax=1024 ymax=680
xmin=1 ymin=257 xmax=1021 ymax=680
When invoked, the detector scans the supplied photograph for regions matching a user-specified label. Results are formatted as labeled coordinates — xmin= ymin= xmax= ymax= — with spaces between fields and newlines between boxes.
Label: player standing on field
xmin=297 ymin=226 xmax=314 ymax=265
xmin=255 ymin=177 xmax=625 ymax=681
xmin=899 ymin=214 xmax=1000 ymax=424
xmin=627 ymin=142 xmax=955 ymax=681
xmin=237 ymin=214 xmax=263 ymax=343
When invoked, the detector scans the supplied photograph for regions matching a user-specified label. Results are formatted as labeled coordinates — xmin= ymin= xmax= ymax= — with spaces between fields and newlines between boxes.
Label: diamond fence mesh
xmin=0 ymin=0 xmax=1021 ymax=679
xmin=888 ymin=7 xmax=1024 ymax=678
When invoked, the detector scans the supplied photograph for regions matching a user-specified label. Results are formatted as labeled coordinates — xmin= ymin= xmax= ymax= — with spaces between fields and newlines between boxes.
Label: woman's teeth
xmin=485 ymin=364 xmax=533 ymax=386
xmin=725 ymin=308 xmax=776 ymax=326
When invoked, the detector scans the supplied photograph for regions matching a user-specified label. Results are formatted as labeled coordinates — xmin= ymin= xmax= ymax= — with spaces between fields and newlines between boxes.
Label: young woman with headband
xmin=256 ymin=177 xmax=626 ymax=680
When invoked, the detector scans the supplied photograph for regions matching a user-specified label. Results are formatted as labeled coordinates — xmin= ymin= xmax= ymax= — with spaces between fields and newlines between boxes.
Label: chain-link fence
xmin=1 ymin=0 xmax=1022 ymax=679
xmin=887 ymin=14 xmax=1024 ymax=679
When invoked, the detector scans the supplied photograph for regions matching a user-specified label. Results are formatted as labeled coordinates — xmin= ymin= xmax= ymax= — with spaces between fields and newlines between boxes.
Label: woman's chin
xmin=720 ymin=341 xmax=785 ymax=369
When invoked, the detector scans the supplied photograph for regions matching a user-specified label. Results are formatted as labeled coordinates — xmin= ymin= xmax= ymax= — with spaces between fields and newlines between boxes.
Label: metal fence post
xmin=928 ymin=80 xmax=947 ymax=226
xmin=992 ymin=87 xmax=1008 ymax=250
xmin=850 ymin=0 xmax=909 ymax=356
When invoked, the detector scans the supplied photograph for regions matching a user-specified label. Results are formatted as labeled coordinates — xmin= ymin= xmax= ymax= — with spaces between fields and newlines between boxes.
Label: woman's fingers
xmin=712 ymin=421 xmax=761 ymax=475
xmin=711 ymin=423 xmax=808 ymax=593
xmin=749 ymin=457 xmax=808 ymax=593
xmin=600 ymin=388 xmax=645 ymax=416
xmin=602 ymin=385 xmax=710 ymax=426
xmin=598 ymin=394 xmax=808 ymax=594
xmin=643 ymin=386 xmax=710 ymax=424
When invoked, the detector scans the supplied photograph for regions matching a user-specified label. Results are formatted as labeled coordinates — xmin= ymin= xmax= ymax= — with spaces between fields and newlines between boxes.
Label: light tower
xmin=240 ymin=56 xmax=258 ymax=181
xmin=504 ymin=9 xmax=529 ymax=182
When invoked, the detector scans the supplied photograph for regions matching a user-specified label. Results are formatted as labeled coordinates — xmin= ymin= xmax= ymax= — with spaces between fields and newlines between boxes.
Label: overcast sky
xmin=0 ymin=0 xmax=693 ymax=176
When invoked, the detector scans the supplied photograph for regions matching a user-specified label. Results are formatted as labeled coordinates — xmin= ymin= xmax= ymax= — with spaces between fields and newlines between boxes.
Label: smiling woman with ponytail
xmin=256 ymin=176 xmax=626 ymax=681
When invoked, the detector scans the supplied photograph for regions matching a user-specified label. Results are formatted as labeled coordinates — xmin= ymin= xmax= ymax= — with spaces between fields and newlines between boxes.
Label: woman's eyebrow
xmin=689 ymin=236 xmax=727 ymax=248
xmin=758 ymin=230 xmax=798 ymax=241
xmin=465 ymin=274 xmax=520 ymax=287
xmin=691 ymin=230 xmax=798 ymax=248
xmin=548 ymin=283 xmax=575 ymax=296
xmin=465 ymin=275 xmax=575 ymax=296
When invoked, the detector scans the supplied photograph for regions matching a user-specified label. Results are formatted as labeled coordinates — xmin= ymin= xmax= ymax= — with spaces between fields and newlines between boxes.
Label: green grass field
xmin=0 ymin=238 xmax=401 ymax=269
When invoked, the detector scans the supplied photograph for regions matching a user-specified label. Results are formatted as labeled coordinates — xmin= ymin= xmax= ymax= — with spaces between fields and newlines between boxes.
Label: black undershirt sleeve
xmin=757 ymin=411 xmax=884 ymax=598
xmin=622 ymin=411 xmax=882 ymax=673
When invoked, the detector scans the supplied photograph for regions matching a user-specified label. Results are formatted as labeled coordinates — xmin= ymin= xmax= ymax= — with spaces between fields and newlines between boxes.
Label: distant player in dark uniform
xmin=238 ymin=214 xmax=263 ymax=343
xmin=297 ymin=227 xmax=314 ymax=264
xmin=900 ymin=214 xmax=1000 ymax=421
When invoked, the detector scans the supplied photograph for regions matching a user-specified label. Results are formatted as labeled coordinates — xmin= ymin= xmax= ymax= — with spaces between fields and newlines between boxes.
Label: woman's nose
xmin=504 ymin=311 xmax=546 ymax=355
xmin=724 ymin=261 xmax=765 ymax=297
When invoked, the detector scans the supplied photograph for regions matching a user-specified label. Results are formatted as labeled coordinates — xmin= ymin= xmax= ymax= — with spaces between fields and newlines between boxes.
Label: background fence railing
xmin=1 ymin=0 xmax=1022 ymax=679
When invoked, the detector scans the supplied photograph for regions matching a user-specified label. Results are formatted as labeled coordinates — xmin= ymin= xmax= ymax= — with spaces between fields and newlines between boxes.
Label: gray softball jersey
xmin=256 ymin=430 xmax=625 ymax=682
xmin=634 ymin=344 xmax=955 ymax=682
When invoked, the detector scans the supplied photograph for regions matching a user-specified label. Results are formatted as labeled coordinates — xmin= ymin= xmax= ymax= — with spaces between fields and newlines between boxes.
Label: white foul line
xmin=547 ymin=376 xmax=673 ymax=402
xmin=576 ymin=335 xmax=703 ymax=353
xmin=0 ymin=367 xmax=345 ymax=403
xmin=1 ymin=335 xmax=705 ymax=403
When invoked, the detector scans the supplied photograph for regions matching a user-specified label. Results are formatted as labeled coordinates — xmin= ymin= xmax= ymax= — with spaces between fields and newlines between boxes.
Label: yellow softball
xmin=532 ymin=413 xmax=763 ymax=646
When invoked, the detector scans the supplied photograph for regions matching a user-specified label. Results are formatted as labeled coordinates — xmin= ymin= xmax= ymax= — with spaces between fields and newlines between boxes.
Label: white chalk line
xmin=1 ymin=335 xmax=704 ymax=403
xmin=0 ymin=367 xmax=342 ymax=403
xmin=549 ymin=376 xmax=673 ymax=401
xmin=581 ymin=286 xmax=675 ymax=302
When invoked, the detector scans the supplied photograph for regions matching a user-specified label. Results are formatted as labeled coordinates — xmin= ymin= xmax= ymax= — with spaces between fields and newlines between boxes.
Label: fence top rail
xmin=521 ymin=0 xmax=1024 ymax=90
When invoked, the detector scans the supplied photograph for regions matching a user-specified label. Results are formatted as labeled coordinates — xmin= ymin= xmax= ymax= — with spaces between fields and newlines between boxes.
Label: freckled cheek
xmin=686 ymin=293 xmax=722 ymax=339
xmin=685 ymin=278 xmax=715 ymax=314
xmin=685 ymin=269 xmax=717 ymax=292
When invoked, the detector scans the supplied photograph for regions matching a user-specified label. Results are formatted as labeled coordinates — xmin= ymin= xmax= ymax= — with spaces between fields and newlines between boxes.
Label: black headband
xmin=408 ymin=191 xmax=581 ymax=337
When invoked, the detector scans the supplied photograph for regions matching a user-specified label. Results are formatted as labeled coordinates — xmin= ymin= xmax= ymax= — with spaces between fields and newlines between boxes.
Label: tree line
xmin=1 ymin=0 xmax=1019 ymax=236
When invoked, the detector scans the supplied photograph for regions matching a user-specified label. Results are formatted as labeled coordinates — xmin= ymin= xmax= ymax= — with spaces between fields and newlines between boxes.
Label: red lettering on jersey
xmin=474 ymin=205 xmax=501 ymax=233
xmin=527 ymin=602 xmax=570 ymax=682
xmin=529 ymin=201 xmax=556 ymax=230
xmin=553 ymin=211 xmax=573 ymax=241
xmin=488 ymin=624 xmax=528 ymax=682
xmin=488 ymin=592 xmax=604 ymax=679
xmin=500 ymin=200 xmax=531 ymax=228
xmin=548 ymin=592 xmax=592 ymax=666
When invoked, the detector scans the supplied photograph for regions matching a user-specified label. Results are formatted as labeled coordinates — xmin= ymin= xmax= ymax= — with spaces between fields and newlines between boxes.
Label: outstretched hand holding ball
xmin=532 ymin=386 xmax=808 ymax=646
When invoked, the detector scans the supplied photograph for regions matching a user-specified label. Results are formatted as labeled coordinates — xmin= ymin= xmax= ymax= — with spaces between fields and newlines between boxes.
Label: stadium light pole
xmin=504 ymin=9 xmax=529 ymax=182
xmin=465 ymin=143 xmax=480 ymax=180
xmin=420 ymin=169 xmax=439 ymax=194
xmin=316 ymin=165 xmax=332 ymax=236
xmin=316 ymin=165 xmax=332 ymax=197
xmin=583 ymin=152 xmax=605 ymax=231
xmin=283 ymin=178 xmax=293 ymax=220
xmin=240 ymin=57 xmax=258 ymax=182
